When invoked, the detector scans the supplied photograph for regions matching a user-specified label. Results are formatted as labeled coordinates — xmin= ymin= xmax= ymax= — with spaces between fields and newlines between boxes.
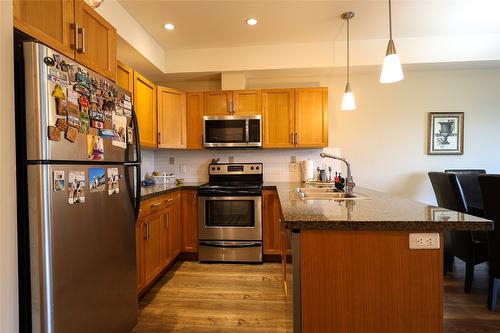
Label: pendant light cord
xmin=346 ymin=17 xmax=350 ymax=83
xmin=389 ymin=0 xmax=393 ymax=40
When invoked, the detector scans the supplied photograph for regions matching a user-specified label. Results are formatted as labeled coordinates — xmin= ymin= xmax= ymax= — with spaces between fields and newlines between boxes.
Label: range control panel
xmin=208 ymin=163 xmax=263 ymax=175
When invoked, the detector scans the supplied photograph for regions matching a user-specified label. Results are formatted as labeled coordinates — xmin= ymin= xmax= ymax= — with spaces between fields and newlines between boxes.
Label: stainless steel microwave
xmin=203 ymin=115 xmax=262 ymax=148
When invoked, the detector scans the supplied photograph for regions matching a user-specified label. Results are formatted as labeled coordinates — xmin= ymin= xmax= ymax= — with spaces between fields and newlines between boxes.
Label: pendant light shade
xmin=341 ymin=11 xmax=356 ymax=111
xmin=380 ymin=0 xmax=404 ymax=83
xmin=341 ymin=82 xmax=356 ymax=111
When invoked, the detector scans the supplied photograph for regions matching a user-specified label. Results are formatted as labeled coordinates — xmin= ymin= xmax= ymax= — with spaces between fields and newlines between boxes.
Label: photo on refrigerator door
xmin=89 ymin=168 xmax=106 ymax=192
xmin=87 ymin=134 xmax=104 ymax=160
xmin=107 ymin=168 xmax=119 ymax=195
xmin=68 ymin=171 xmax=86 ymax=204
xmin=53 ymin=171 xmax=65 ymax=192
xmin=112 ymin=114 xmax=127 ymax=148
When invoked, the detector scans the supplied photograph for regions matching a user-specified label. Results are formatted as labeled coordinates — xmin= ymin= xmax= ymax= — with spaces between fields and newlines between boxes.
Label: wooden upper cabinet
xmin=157 ymin=87 xmax=187 ymax=149
xmin=116 ymin=60 xmax=134 ymax=97
xmin=74 ymin=0 xmax=116 ymax=81
xmin=181 ymin=190 xmax=198 ymax=252
xmin=186 ymin=92 xmax=204 ymax=149
xmin=133 ymin=71 xmax=157 ymax=148
xmin=262 ymin=89 xmax=295 ymax=148
xmin=203 ymin=91 xmax=233 ymax=116
xmin=295 ymin=88 xmax=328 ymax=148
xmin=233 ymin=90 xmax=261 ymax=115
xmin=13 ymin=0 xmax=76 ymax=58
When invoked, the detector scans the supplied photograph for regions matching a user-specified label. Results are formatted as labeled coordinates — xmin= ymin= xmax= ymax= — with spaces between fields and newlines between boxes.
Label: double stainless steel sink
xmin=295 ymin=187 xmax=367 ymax=200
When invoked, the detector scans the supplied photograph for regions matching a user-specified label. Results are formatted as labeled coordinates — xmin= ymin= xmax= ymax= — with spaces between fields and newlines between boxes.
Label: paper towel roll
xmin=300 ymin=160 xmax=314 ymax=182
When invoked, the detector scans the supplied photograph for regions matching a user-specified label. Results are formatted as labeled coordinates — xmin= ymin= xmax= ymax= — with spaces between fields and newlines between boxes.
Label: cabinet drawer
xmin=139 ymin=197 xmax=165 ymax=218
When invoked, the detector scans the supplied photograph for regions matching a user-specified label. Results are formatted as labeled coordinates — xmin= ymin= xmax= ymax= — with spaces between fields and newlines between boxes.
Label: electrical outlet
xmin=290 ymin=156 xmax=297 ymax=164
xmin=169 ymin=157 xmax=175 ymax=165
xmin=409 ymin=233 xmax=440 ymax=249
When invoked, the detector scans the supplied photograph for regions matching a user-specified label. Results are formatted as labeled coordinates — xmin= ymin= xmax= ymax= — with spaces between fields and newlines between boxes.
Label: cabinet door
xmin=116 ymin=60 xmax=134 ymax=98
xmin=136 ymin=218 xmax=146 ymax=293
xmin=157 ymin=87 xmax=187 ymax=149
xmin=133 ymin=71 xmax=157 ymax=148
xmin=262 ymin=89 xmax=295 ymax=148
xmin=159 ymin=206 xmax=170 ymax=268
xmin=263 ymin=190 xmax=282 ymax=255
xmin=143 ymin=211 xmax=163 ymax=286
xmin=233 ymin=90 xmax=261 ymax=115
xmin=295 ymin=88 xmax=328 ymax=148
xmin=13 ymin=0 xmax=75 ymax=58
xmin=203 ymin=91 xmax=233 ymax=116
xmin=168 ymin=192 xmax=181 ymax=259
xmin=74 ymin=0 xmax=117 ymax=81
xmin=181 ymin=190 xmax=198 ymax=252
xmin=186 ymin=92 xmax=204 ymax=149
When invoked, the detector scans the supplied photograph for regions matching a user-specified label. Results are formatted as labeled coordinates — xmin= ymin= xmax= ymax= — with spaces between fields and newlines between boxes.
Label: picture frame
xmin=427 ymin=112 xmax=464 ymax=155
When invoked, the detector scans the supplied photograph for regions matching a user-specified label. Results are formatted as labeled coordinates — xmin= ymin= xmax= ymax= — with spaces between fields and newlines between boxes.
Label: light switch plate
xmin=409 ymin=233 xmax=440 ymax=249
xmin=169 ymin=157 xmax=175 ymax=165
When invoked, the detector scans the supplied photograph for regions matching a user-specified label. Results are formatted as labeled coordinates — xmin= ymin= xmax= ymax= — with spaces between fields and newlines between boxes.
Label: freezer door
xmin=23 ymin=42 xmax=137 ymax=163
xmin=27 ymin=164 xmax=138 ymax=333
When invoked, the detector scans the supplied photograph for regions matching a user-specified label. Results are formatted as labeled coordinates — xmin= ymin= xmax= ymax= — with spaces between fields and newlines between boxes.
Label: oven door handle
xmin=199 ymin=241 xmax=262 ymax=248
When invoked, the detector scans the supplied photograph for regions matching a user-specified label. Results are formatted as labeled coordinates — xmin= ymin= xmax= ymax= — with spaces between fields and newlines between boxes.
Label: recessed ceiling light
xmin=246 ymin=18 xmax=257 ymax=26
xmin=164 ymin=23 xmax=175 ymax=31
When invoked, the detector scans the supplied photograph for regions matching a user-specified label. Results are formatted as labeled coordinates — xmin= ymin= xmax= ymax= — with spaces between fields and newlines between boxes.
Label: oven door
xmin=198 ymin=196 xmax=262 ymax=241
xmin=203 ymin=116 xmax=262 ymax=148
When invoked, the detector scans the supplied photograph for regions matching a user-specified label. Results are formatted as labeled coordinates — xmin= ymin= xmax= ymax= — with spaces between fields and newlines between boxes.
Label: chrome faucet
xmin=320 ymin=153 xmax=355 ymax=193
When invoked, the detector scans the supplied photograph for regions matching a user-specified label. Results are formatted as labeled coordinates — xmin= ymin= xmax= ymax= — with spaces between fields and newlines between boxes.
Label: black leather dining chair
xmin=445 ymin=169 xmax=486 ymax=217
xmin=478 ymin=175 xmax=500 ymax=311
xmin=428 ymin=172 xmax=489 ymax=293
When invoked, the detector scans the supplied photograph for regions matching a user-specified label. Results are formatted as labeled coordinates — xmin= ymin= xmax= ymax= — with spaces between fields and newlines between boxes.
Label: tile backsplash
xmin=142 ymin=148 xmax=342 ymax=182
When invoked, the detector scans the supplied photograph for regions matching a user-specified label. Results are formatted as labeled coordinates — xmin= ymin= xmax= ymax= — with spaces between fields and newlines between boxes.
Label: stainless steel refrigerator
xmin=15 ymin=37 xmax=141 ymax=333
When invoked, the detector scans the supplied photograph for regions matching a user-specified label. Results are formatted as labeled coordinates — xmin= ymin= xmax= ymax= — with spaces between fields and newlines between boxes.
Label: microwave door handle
xmin=245 ymin=119 xmax=250 ymax=143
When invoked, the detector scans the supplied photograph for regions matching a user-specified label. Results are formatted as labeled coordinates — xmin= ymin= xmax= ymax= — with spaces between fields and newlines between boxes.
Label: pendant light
xmin=380 ymin=0 xmax=404 ymax=83
xmin=341 ymin=11 xmax=356 ymax=111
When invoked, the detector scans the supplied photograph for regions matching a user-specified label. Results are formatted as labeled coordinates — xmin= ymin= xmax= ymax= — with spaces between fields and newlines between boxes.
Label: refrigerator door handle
xmin=130 ymin=108 xmax=141 ymax=221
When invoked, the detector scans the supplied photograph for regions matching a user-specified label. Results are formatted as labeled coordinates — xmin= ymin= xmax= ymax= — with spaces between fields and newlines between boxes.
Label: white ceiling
xmin=118 ymin=0 xmax=500 ymax=51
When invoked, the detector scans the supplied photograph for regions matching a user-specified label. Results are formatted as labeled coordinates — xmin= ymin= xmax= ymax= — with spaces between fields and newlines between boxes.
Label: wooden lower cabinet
xmin=263 ymin=190 xmax=282 ymax=255
xmin=141 ymin=210 xmax=163 ymax=287
xmin=300 ymin=231 xmax=443 ymax=333
xmin=136 ymin=191 xmax=191 ymax=295
xmin=181 ymin=190 xmax=198 ymax=252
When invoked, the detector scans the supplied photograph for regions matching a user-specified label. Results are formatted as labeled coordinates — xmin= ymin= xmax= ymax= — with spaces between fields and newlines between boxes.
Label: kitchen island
xmin=271 ymin=183 xmax=493 ymax=333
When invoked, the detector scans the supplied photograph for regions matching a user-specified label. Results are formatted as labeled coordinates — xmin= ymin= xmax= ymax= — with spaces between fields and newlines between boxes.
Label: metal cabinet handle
xmin=158 ymin=132 xmax=161 ymax=145
xmin=151 ymin=202 xmax=162 ymax=208
xmin=294 ymin=133 xmax=299 ymax=144
xmin=166 ymin=198 xmax=174 ymax=202
xmin=70 ymin=23 xmax=79 ymax=50
xmin=231 ymin=101 xmax=235 ymax=114
xmin=166 ymin=212 xmax=169 ymax=228
xmin=290 ymin=133 xmax=295 ymax=145
xmin=77 ymin=27 xmax=85 ymax=53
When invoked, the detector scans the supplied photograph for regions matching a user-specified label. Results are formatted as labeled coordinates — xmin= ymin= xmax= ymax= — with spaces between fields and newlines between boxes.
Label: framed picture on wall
xmin=427 ymin=112 xmax=464 ymax=155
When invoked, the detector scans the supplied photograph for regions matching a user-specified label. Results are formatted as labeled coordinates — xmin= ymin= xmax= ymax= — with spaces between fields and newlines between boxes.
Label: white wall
xmin=0 ymin=0 xmax=19 ymax=332
xmin=151 ymin=67 xmax=500 ymax=204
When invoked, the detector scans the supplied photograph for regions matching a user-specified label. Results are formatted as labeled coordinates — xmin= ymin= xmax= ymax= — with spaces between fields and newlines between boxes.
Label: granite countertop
xmin=269 ymin=182 xmax=493 ymax=232
xmin=141 ymin=182 xmax=205 ymax=200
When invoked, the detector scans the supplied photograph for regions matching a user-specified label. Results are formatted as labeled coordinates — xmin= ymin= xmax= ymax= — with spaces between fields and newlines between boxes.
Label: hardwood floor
xmin=134 ymin=260 xmax=499 ymax=333
xmin=133 ymin=261 xmax=292 ymax=333
xmin=444 ymin=261 xmax=500 ymax=332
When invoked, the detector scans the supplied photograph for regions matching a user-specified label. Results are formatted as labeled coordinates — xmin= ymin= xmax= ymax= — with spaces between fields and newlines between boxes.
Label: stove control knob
xmin=217 ymin=167 xmax=221 ymax=171
xmin=211 ymin=167 xmax=215 ymax=171
xmin=256 ymin=166 xmax=260 ymax=170
xmin=250 ymin=166 xmax=254 ymax=170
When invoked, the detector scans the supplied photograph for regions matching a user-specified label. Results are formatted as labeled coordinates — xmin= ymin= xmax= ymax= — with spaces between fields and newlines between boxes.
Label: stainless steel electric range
xmin=198 ymin=163 xmax=263 ymax=262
